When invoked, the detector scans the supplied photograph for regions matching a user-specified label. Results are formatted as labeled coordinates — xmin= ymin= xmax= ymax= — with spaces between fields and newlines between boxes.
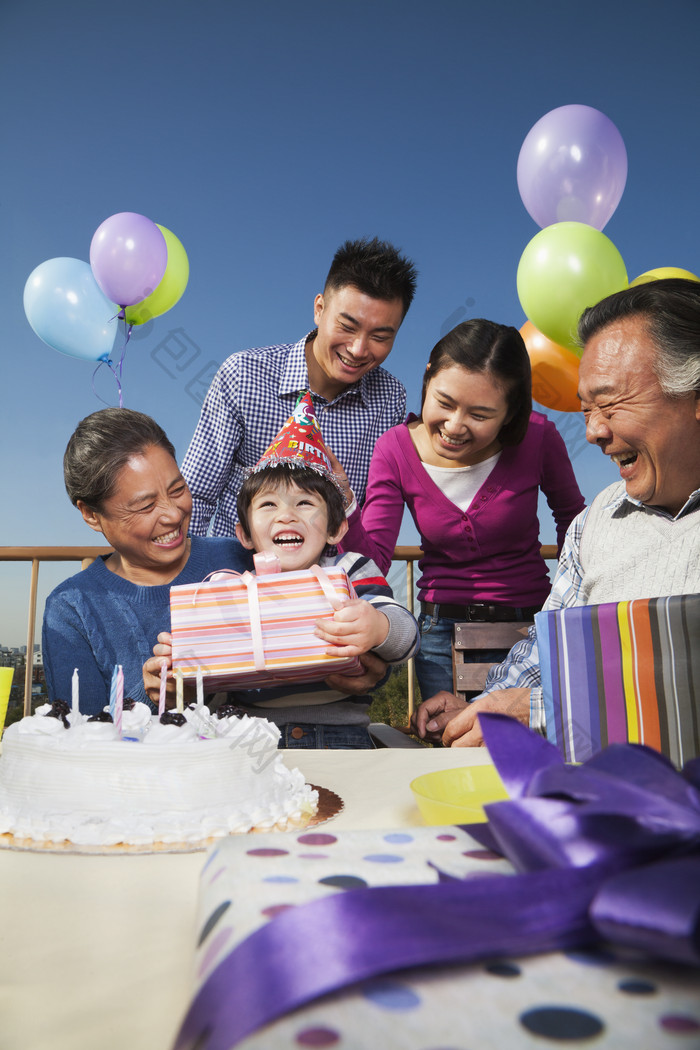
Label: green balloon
xmin=125 ymin=224 xmax=189 ymax=326
xmin=517 ymin=222 xmax=628 ymax=352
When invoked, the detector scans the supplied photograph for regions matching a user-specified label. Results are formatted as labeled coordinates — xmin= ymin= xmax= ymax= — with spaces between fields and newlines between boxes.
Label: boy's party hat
xmin=250 ymin=391 xmax=338 ymax=485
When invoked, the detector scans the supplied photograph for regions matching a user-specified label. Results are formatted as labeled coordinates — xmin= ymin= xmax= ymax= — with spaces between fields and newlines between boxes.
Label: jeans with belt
xmin=416 ymin=602 xmax=538 ymax=702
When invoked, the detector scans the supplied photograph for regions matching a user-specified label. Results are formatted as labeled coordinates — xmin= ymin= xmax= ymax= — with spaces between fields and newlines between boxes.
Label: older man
xmin=413 ymin=278 xmax=700 ymax=747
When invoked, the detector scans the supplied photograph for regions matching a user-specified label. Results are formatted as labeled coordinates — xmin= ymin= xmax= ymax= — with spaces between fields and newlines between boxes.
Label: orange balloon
xmin=520 ymin=321 xmax=581 ymax=413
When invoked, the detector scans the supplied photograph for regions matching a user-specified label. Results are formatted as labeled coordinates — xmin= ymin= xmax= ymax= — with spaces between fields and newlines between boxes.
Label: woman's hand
xmin=152 ymin=631 xmax=173 ymax=660
xmin=324 ymin=650 xmax=388 ymax=694
xmin=314 ymin=599 xmax=389 ymax=656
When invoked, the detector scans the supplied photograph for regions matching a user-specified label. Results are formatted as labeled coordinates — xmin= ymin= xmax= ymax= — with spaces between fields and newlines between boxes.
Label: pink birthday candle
xmin=115 ymin=664 xmax=124 ymax=737
xmin=159 ymin=661 xmax=167 ymax=717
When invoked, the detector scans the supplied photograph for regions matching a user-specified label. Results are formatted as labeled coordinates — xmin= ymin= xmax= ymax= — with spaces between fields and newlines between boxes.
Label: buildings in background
xmin=1 ymin=644 xmax=46 ymax=725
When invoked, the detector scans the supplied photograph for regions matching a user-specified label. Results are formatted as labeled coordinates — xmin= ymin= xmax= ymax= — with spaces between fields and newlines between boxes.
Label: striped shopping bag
xmin=536 ymin=595 xmax=700 ymax=767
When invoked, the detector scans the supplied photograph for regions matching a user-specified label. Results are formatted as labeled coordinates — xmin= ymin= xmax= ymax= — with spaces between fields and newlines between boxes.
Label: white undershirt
xmin=421 ymin=451 xmax=502 ymax=512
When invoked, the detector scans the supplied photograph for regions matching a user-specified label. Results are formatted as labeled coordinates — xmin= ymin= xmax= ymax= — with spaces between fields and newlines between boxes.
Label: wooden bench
xmin=452 ymin=621 xmax=534 ymax=700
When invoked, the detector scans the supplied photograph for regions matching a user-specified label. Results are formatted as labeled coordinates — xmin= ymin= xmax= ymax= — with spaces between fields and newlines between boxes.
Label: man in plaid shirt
xmin=182 ymin=237 xmax=417 ymax=538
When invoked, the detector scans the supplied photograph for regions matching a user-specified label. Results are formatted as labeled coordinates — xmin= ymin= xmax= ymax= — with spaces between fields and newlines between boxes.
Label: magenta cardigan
xmin=341 ymin=411 xmax=585 ymax=608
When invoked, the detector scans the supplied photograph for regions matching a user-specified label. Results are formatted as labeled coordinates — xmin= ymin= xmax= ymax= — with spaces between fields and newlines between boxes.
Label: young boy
xmin=144 ymin=393 xmax=419 ymax=748
xmin=229 ymin=393 xmax=419 ymax=748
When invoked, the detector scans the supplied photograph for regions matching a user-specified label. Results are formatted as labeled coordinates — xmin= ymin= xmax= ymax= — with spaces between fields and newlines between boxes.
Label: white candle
xmin=71 ymin=668 xmax=79 ymax=716
xmin=159 ymin=661 xmax=167 ymax=717
xmin=196 ymin=667 xmax=204 ymax=707
xmin=115 ymin=665 xmax=124 ymax=736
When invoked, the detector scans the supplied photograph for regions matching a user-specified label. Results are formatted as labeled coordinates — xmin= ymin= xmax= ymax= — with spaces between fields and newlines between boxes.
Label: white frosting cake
xmin=0 ymin=702 xmax=318 ymax=847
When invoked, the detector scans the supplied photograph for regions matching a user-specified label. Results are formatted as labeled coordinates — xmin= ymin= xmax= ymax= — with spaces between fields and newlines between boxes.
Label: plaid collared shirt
xmin=481 ymin=486 xmax=700 ymax=732
xmin=182 ymin=332 xmax=406 ymax=536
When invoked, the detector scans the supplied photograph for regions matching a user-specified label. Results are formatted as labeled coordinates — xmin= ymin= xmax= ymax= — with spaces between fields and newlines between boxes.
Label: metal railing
xmin=1 ymin=547 xmax=114 ymax=715
xmin=0 ymin=544 xmax=557 ymax=718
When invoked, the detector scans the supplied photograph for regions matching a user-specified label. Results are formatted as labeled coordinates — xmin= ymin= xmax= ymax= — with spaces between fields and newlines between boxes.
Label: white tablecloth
xmin=0 ymin=748 xmax=489 ymax=1050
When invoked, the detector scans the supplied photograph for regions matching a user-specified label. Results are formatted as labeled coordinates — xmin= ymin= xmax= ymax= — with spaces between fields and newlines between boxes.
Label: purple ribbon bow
xmin=174 ymin=714 xmax=700 ymax=1050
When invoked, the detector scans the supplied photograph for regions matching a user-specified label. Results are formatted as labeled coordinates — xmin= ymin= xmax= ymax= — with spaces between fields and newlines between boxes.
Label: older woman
xmin=42 ymin=408 xmax=251 ymax=716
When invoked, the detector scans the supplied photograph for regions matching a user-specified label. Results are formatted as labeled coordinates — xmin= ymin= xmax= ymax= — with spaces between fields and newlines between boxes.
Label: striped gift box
xmin=170 ymin=566 xmax=362 ymax=690
xmin=537 ymin=594 xmax=700 ymax=767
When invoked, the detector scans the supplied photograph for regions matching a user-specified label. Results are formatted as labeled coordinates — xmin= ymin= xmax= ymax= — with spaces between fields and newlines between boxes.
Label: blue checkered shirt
xmin=181 ymin=332 xmax=407 ymax=536
xmin=480 ymin=485 xmax=700 ymax=732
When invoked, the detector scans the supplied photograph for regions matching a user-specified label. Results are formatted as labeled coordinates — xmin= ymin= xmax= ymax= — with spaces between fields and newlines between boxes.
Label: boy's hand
xmin=314 ymin=599 xmax=389 ymax=656
xmin=142 ymin=632 xmax=175 ymax=706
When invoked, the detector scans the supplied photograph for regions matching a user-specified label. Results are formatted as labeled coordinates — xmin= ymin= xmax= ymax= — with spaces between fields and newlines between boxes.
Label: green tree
xmin=368 ymin=664 xmax=422 ymax=728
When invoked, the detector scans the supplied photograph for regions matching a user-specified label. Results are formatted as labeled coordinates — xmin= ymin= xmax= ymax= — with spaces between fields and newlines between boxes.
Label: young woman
xmin=335 ymin=319 xmax=585 ymax=700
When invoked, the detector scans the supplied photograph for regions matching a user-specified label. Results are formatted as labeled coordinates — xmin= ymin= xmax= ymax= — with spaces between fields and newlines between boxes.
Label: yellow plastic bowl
xmin=410 ymin=765 xmax=508 ymax=825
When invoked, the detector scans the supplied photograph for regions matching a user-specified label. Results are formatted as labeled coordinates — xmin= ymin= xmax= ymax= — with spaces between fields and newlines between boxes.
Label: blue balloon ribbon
xmin=174 ymin=714 xmax=700 ymax=1050
xmin=91 ymin=320 xmax=133 ymax=408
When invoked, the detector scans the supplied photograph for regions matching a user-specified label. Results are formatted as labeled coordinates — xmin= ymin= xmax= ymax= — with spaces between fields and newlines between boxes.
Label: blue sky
xmin=1 ymin=0 xmax=699 ymax=644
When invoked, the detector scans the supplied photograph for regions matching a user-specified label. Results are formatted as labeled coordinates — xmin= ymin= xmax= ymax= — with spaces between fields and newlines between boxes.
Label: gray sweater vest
xmin=579 ymin=482 xmax=700 ymax=604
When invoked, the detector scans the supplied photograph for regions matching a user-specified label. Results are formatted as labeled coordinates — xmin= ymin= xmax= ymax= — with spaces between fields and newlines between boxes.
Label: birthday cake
xmin=0 ymin=701 xmax=319 ymax=848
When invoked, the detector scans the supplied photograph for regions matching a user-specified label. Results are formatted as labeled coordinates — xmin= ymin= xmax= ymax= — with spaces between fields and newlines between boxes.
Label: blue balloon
xmin=23 ymin=257 xmax=120 ymax=361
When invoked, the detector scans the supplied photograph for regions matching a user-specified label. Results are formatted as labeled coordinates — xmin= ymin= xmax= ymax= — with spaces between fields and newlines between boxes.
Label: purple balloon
xmin=90 ymin=212 xmax=168 ymax=307
xmin=517 ymin=105 xmax=627 ymax=231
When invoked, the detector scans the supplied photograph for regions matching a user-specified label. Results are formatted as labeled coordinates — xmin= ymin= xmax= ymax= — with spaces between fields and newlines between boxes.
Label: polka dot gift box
xmin=177 ymin=715 xmax=700 ymax=1049
xmin=183 ymin=832 xmax=699 ymax=1049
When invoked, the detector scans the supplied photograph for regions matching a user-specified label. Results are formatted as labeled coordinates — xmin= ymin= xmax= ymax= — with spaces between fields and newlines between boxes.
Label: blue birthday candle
xmin=109 ymin=664 xmax=118 ymax=720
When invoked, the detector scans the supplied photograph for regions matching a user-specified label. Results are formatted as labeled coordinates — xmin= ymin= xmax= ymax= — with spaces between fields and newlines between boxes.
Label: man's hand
xmin=442 ymin=688 xmax=531 ymax=747
xmin=410 ymin=691 xmax=468 ymax=742
xmin=324 ymin=650 xmax=388 ymax=694
xmin=314 ymin=599 xmax=389 ymax=656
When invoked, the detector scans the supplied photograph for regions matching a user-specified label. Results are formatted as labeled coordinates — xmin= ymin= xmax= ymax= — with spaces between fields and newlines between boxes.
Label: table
xmin=0 ymin=747 xmax=490 ymax=1050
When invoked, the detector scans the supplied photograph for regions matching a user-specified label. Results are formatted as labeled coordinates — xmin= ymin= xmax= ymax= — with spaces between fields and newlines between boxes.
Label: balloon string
xmin=116 ymin=321 xmax=132 ymax=384
xmin=90 ymin=318 xmax=133 ymax=408
xmin=91 ymin=359 xmax=113 ymax=407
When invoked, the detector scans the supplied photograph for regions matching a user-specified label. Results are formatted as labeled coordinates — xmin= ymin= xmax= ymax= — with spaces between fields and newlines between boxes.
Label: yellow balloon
xmin=630 ymin=266 xmax=700 ymax=286
xmin=125 ymin=225 xmax=189 ymax=325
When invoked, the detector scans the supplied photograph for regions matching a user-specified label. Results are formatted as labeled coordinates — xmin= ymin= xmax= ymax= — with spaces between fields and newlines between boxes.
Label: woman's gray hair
xmin=64 ymin=408 xmax=176 ymax=509
xmin=578 ymin=278 xmax=700 ymax=398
